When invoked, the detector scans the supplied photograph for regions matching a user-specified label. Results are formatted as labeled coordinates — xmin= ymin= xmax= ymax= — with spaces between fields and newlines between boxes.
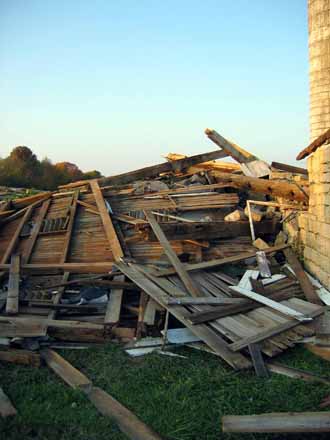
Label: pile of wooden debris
xmin=1 ymin=129 xmax=329 ymax=437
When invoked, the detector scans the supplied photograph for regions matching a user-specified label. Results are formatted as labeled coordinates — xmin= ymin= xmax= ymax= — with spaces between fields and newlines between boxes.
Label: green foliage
xmin=0 ymin=146 xmax=103 ymax=190
xmin=0 ymin=345 xmax=329 ymax=440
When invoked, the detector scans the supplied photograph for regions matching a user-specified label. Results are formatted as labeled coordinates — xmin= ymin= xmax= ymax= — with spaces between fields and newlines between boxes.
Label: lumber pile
xmin=0 ymin=128 xmax=328 ymax=433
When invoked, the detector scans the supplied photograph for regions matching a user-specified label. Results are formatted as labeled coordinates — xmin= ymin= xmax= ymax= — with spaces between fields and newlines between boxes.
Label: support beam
xmin=144 ymin=211 xmax=202 ymax=297
xmin=90 ymin=180 xmax=124 ymax=261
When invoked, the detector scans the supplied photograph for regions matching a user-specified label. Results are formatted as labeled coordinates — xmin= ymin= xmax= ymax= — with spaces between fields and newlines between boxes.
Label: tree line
xmin=0 ymin=146 xmax=103 ymax=190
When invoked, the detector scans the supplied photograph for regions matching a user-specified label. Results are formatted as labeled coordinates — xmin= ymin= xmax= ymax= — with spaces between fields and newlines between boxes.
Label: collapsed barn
xmin=1 ymin=129 xmax=329 ymax=437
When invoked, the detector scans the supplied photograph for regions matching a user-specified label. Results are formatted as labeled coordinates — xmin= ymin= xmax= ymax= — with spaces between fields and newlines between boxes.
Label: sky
xmin=0 ymin=1 xmax=309 ymax=175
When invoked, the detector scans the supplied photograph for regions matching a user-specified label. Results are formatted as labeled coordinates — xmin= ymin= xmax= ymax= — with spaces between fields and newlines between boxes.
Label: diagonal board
xmin=115 ymin=261 xmax=251 ymax=370
xmin=144 ymin=211 xmax=202 ymax=297
xmin=90 ymin=179 xmax=124 ymax=261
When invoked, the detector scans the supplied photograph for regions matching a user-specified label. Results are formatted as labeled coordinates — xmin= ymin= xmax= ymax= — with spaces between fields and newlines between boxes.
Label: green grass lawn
xmin=0 ymin=343 xmax=329 ymax=440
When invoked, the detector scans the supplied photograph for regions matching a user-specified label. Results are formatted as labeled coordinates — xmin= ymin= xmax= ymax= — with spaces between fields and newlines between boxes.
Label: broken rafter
xmin=296 ymin=127 xmax=330 ymax=160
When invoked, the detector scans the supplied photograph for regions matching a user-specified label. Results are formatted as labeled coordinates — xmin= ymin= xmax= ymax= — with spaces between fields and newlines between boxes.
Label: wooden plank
xmin=296 ymin=127 xmax=330 ymax=160
xmin=21 ymin=199 xmax=51 ymax=264
xmin=229 ymin=286 xmax=311 ymax=321
xmin=144 ymin=211 xmax=202 ymax=297
xmin=222 ymin=411 xmax=330 ymax=433
xmin=283 ymin=248 xmax=321 ymax=304
xmin=104 ymin=275 xmax=124 ymax=326
xmin=116 ymin=262 xmax=251 ymax=370
xmin=166 ymin=297 xmax=245 ymax=305
xmin=41 ymin=348 xmax=92 ymax=389
xmin=229 ymin=307 xmax=323 ymax=352
xmin=59 ymin=149 xmax=228 ymax=189
xmin=0 ymin=348 xmax=41 ymax=367
xmin=90 ymin=180 xmax=124 ymax=261
xmin=267 ymin=361 xmax=330 ymax=385
xmin=155 ymin=244 xmax=289 ymax=277
xmin=84 ymin=387 xmax=164 ymax=440
xmin=42 ymin=349 xmax=164 ymax=440
xmin=271 ymin=161 xmax=308 ymax=175
xmin=248 ymin=343 xmax=269 ymax=378
xmin=5 ymin=255 xmax=20 ymax=315
xmin=0 ymin=262 xmax=114 ymax=273
xmin=0 ymin=387 xmax=17 ymax=418
xmin=1 ymin=194 xmax=51 ymax=225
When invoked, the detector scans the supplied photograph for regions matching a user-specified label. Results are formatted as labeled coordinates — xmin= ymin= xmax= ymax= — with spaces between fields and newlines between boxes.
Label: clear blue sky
xmin=0 ymin=0 xmax=309 ymax=175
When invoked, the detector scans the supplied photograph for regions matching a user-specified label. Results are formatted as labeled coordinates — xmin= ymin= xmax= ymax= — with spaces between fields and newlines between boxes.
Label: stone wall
xmin=298 ymin=144 xmax=330 ymax=288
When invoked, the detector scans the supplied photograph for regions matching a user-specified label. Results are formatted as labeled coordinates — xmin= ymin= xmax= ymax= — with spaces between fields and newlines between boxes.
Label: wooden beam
xmin=90 ymin=180 xmax=124 ymax=261
xmin=229 ymin=285 xmax=311 ymax=321
xmin=59 ymin=149 xmax=228 ymax=189
xmin=296 ymin=127 xmax=330 ymax=160
xmin=155 ymin=244 xmax=289 ymax=277
xmin=0 ymin=348 xmax=41 ymax=367
xmin=205 ymin=128 xmax=257 ymax=163
xmin=21 ymin=199 xmax=51 ymax=264
xmin=0 ymin=262 xmax=114 ymax=273
xmin=271 ymin=161 xmax=308 ymax=176
xmin=0 ymin=387 xmax=17 ymax=418
xmin=144 ymin=211 xmax=202 ymax=297
xmin=222 ymin=412 xmax=330 ymax=433
xmin=104 ymin=275 xmax=125 ymax=327
xmin=210 ymin=171 xmax=308 ymax=202
xmin=248 ymin=343 xmax=269 ymax=378
xmin=42 ymin=349 xmax=164 ymax=440
xmin=5 ymin=255 xmax=20 ymax=315
xmin=283 ymin=248 xmax=321 ymax=304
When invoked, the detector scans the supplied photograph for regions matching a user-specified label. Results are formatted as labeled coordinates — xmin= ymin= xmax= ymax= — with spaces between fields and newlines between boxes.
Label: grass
xmin=0 ymin=343 xmax=330 ymax=440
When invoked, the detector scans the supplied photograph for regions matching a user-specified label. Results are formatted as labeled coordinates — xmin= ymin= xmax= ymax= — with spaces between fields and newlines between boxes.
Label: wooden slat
xmin=144 ymin=211 xmax=202 ymax=297
xmin=229 ymin=307 xmax=323 ymax=352
xmin=5 ymin=255 xmax=20 ymax=315
xmin=21 ymin=199 xmax=51 ymax=264
xmin=90 ymin=180 xmax=124 ymax=261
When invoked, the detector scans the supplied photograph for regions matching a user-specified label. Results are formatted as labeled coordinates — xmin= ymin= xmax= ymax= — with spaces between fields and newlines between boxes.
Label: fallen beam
xmin=271 ymin=161 xmax=308 ymax=176
xmin=222 ymin=411 xmax=330 ymax=433
xmin=296 ymin=127 xmax=330 ymax=160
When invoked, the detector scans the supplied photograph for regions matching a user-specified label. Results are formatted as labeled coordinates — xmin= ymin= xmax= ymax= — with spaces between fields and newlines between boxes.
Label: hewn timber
xmin=0 ymin=348 xmax=41 ymax=367
xmin=296 ymin=127 xmax=330 ymax=160
xmin=59 ymin=149 xmax=228 ymax=189
xmin=222 ymin=412 xmax=330 ymax=433
xmin=210 ymin=171 xmax=309 ymax=202
xmin=205 ymin=129 xmax=256 ymax=163
xmin=90 ymin=180 xmax=124 ymax=261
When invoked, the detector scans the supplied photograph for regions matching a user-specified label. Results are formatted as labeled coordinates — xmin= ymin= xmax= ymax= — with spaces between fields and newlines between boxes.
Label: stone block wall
xmin=298 ymin=144 xmax=330 ymax=288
